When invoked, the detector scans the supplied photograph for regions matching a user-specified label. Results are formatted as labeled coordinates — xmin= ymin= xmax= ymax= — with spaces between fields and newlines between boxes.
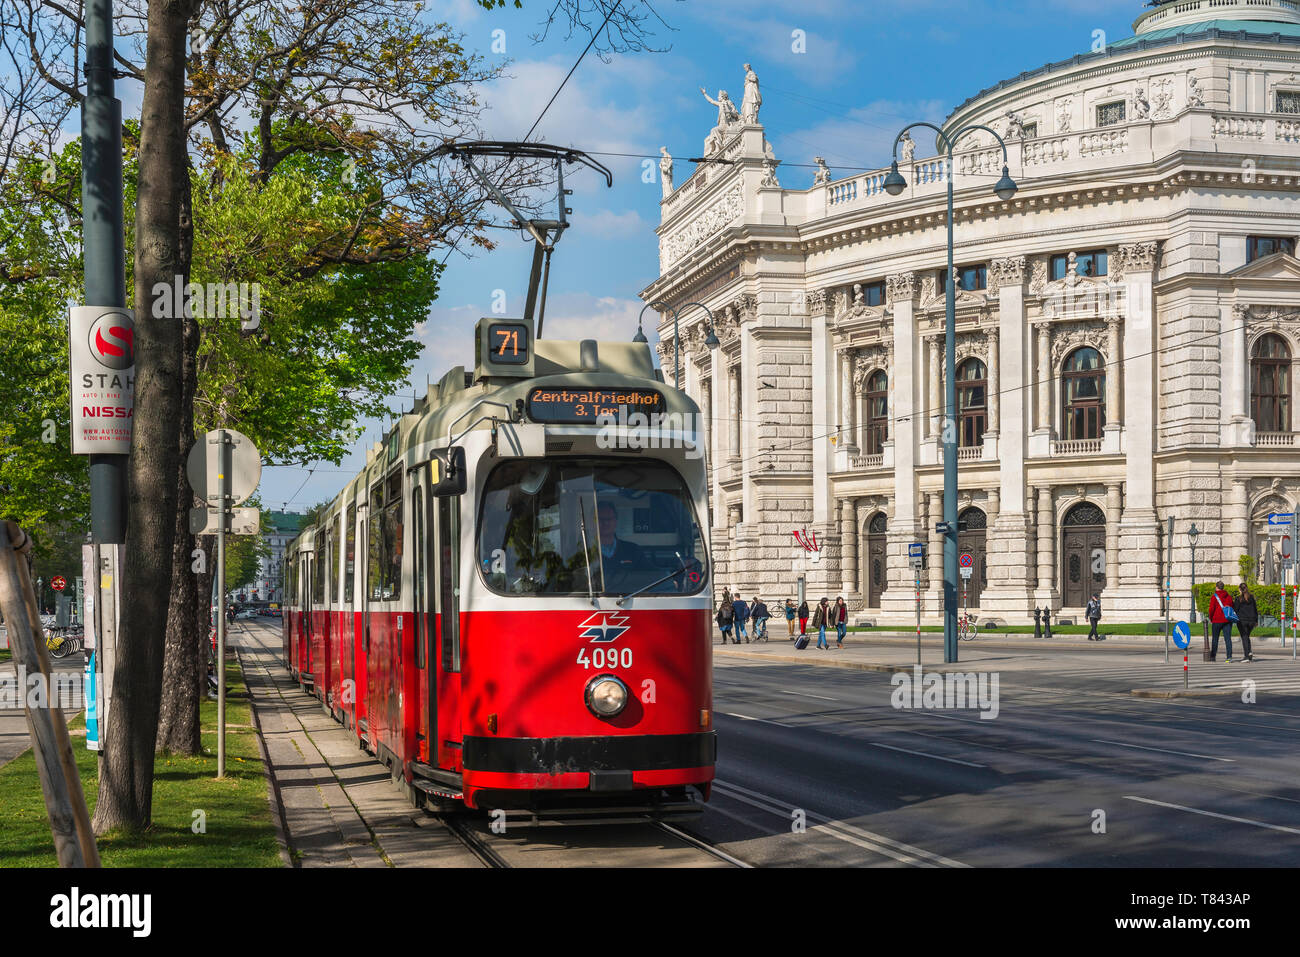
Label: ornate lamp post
xmin=635 ymin=300 xmax=720 ymax=389
xmin=884 ymin=123 xmax=1017 ymax=664
xmin=1188 ymin=523 xmax=1200 ymax=623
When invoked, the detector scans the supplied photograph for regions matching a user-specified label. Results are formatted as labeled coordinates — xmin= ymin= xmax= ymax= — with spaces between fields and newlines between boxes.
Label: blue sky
xmin=260 ymin=0 xmax=1147 ymax=511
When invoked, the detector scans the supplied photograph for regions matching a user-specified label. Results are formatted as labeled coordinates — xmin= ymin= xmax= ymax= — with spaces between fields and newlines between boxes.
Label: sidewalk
xmin=233 ymin=621 xmax=482 ymax=868
xmin=716 ymin=630 xmax=1167 ymax=672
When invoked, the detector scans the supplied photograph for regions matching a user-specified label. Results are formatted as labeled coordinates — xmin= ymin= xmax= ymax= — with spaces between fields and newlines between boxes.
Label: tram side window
xmin=330 ymin=516 xmax=341 ymax=605
xmin=384 ymin=471 xmax=403 ymax=601
xmin=366 ymin=473 xmax=403 ymax=601
xmin=368 ymin=482 xmax=384 ymax=601
xmin=345 ymin=504 xmax=356 ymax=606
xmin=313 ymin=532 xmax=326 ymax=605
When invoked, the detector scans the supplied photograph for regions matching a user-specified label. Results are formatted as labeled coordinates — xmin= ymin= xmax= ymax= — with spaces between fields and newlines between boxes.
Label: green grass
xmin=0 ymin=655 xmax=282 ymax=867
xmin=850 ymin=623 xmax=1285 ymax=637
xmin=0 ymin=648 xmax=9 ymax=663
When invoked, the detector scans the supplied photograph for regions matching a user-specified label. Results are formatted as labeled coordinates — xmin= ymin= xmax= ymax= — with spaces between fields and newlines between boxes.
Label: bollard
xmin=1202 ymin=618 xmax=1212 ymax=662
xmin=1043 ymin=606 xmax=1053 ymax=640
xmin=1033 ymin=606 xmax=1042 ymax=640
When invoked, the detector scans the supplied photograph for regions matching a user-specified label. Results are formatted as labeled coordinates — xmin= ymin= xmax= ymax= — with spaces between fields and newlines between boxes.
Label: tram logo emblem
xmin=579 ymin=612 xmax=630 ymax=643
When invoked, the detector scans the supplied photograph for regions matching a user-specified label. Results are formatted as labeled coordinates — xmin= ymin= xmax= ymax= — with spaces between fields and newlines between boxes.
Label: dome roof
xmin=947 ymin=0 xmax=1300 ymax=124
xmin=1131 ymin=0 xmax=1300 ymax=36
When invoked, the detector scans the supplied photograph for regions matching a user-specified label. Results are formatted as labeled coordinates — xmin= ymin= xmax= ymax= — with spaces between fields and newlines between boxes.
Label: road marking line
xmin=872 ymin=742 xmax=986 ymax=768
xmin=780 ymin=690 xmax=838 ymax=701
xmin=714 ymin=780 xmax=966 ymax=868
xmin=1091 ymin=738 xmax=1235 ymax=762
xmin=1124 ymin=796 xmax=1300 ymax=835
xmin=721 ymin=712 xmax=796 ymax=728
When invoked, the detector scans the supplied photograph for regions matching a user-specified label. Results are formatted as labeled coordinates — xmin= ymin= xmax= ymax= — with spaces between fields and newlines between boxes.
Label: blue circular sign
xmin=1173 ymin=621 xmax=1191 ymax=650
xmin=960 ymin=553 xmax=974 ymax=568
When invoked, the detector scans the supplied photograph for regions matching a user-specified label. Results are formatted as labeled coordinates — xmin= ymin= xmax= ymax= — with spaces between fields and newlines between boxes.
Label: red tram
xmin=282 ymin=319 xmax=715 ymax=822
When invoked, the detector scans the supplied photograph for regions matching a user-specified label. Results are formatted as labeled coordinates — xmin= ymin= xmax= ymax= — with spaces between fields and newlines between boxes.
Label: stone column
xmin=882 ymin=273 xmax=923 ymax=618
xmin=856 ymin=501 xmax=871 ymax=602
xmin=1105 ymin=318 xmax=1121 ymax=426
xmin=840 ymin=498 xmax=858 ymax=594
xmin=987 ymin=329 xmax=1000 ymax=435
xmin=927 ymin=336 xmax=940 ymax=440
xmin=812 ymin=293 xmax=833 ymax=526
xmin=728 ymin=364 xmax=741 ymax=462
xmin=928 ymin=490 xmax=944 ymax=606
xmin=988 ymin=487 xmax=1001 ymax=524
xmin=700 ymin=377 xmax=713 ymax=465
xmin=1113 ymin=242 xmax=1163 ymax=616
xmin=1229 ymin=479 xmax=1250 ymax=580
xmin=1036 ymin=322 xmax=1052 ymax=435
xmin=1106 ymin=484 xmax=1122 ymax=589
xmin=841 ymin=350 xmax=858 ymax=452
xmin=1035 ymin=485 xmax=1056 ymax=602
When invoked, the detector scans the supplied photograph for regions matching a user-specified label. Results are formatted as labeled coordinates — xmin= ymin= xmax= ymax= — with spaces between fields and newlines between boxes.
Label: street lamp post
xmin=635 ymin=300 xmax=720 ymax=390
xmin=885 ymin=123 xmax=1017 ymax=664
xmin=1188 ymin=523 xmax=1200 ymax=624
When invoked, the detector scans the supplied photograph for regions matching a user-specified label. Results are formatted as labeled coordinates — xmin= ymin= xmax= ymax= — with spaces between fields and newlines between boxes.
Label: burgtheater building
xmin=641 ymin=0 xmax=1300 ymax=622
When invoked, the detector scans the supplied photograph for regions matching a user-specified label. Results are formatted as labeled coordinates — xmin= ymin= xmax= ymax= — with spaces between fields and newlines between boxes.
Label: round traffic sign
xmin=960 ymin=553 xmax=974 ymax=568
xmin=1173 ymin=620 xmax=1191 ymax=650
xmin=51 ymin=576 xmax=67 ymax=591
xmin=187 ymin=429 xmax=261 ymax=506
xmin=1283 ymin=535 xmax=1293 ymax=562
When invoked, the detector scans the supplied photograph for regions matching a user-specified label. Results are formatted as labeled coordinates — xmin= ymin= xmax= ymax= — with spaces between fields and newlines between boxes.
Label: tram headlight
xmin=585 ymin=674 xmax=629 ymax=718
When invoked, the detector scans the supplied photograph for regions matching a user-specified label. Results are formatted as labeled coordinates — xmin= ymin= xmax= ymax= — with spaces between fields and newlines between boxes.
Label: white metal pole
xmin=217 ymin=429 xmax=228 ymax=778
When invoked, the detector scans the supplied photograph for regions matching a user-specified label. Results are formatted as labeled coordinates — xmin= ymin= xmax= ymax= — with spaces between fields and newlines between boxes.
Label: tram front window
xmin=478 ymin=459 xmax=708 ymax=597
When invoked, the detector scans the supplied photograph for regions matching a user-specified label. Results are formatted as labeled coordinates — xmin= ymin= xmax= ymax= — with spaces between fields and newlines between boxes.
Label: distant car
xmin=235 ymin=610 xmax=257 ymax=621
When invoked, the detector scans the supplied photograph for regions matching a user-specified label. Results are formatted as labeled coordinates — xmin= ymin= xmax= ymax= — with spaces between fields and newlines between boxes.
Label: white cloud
xmin=577 ymin=207 xmax=648 ymax=238
xmin=773 ymin=98 xmax=951 ymax=178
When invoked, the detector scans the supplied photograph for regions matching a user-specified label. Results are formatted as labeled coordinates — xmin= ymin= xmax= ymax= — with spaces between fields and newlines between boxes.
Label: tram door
xmin=435 ymin=494 xmax=462 ymax=771
xmin=412 ymin=470 xmax=436 ymax=765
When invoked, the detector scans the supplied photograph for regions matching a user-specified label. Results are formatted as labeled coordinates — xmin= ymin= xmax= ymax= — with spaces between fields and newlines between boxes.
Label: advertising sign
xmin=69 ymin=305 xmax=135 ymax=454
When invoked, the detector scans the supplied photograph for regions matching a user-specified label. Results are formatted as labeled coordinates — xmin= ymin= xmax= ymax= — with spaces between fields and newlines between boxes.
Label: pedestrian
xmin=732 ymin=591 xmax=750 ymax=643
xmin=784 ymin=599 xmax=797 ymax=638
xmin=1085 ymin=592 xmax=1104 ymax=641
xmin=752 ymin=596 xmax=770 ymax=641
xmin=1208 ymin=580 xmax=1236 ymax=662
xmin=812 ymin=597 xmax=830 ymax=649
xmin=1236 ymin=583 xmax=1258 ymax=663
xmin=833 ymin=596 xmax=849 ymax=647
xmin=716 ymin=595 xmax=734 ymax=645
xmin=798 ymin=598 xmax=810 ymax=636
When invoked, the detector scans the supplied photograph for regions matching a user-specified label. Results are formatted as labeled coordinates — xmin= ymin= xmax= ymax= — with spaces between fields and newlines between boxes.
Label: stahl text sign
xmin=69 ymin=305 xmax=135 ymax=454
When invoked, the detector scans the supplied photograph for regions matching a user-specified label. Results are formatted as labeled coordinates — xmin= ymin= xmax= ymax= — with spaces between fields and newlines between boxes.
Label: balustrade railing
xmin=1256 ymin=432 xmax=1297 ymax=447
xmin=1051 ymin=438 xmax=1103 ymax=456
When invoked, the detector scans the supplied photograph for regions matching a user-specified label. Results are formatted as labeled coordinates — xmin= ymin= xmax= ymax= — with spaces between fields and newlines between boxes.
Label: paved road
xmin=0 ymin=656 xmax=85 ymax=769
xmin=685 ymin=647 xmax=1300 ymax=866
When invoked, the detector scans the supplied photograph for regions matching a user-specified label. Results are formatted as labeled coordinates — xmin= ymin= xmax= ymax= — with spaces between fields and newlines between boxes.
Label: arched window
xmin=864 ymin=370 xmax=888 ymax=455
xmin=957 ymin=359 xmax=987 ymax=447
xmin=1252 ymin=334 xmax=1292 ymax=433
xmin=1061 ymin=347 xmax=1106 ymax=441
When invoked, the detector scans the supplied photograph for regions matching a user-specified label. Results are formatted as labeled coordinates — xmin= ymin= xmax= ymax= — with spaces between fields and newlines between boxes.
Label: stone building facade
xmin=641 ymin=0 xmax=1300 ymax=622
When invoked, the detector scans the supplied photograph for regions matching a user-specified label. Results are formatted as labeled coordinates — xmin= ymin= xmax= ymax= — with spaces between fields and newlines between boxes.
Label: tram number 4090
xmin=577 ymin=648 xmax=633 ymax=670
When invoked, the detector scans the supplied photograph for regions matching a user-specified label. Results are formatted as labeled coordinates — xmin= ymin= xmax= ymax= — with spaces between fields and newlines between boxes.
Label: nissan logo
xmin=88 ymin=312 xmax=134 ymax=370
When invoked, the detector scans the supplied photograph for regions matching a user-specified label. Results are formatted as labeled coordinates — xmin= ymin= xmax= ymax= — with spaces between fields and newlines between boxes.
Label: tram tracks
xmin=440 ymin=814 xmax=512 ymax=868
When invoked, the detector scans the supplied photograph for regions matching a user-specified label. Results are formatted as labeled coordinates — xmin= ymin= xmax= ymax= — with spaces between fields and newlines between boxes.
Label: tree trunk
xmin=93 ymin=0 xmax=195 ymax=835
xmin=155 ymin=163 xmax=200 ymax=755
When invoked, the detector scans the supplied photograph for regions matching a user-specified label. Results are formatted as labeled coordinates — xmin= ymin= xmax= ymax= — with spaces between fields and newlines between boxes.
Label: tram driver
xmin=596 ymin=500 xmax=645 ymax=590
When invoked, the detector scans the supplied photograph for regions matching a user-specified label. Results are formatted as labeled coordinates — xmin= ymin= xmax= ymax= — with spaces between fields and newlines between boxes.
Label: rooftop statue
xmin=741 ymin=63 xmax=762 ymax=124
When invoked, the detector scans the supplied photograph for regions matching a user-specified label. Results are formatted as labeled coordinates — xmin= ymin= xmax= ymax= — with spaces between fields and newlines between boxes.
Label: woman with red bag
xmin=1208 ymin=580 xmax=1236 ymax=663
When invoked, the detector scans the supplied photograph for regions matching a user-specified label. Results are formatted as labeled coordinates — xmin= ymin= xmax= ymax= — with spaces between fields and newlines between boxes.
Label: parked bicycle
xmin=958 ymin=612 xmax=979 ymax=641
xmin=44 ymin=625 xmax=85 ymax=659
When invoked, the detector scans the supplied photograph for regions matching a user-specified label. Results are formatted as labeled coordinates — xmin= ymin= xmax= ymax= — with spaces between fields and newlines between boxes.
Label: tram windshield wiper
xmin=577 ymin=496 xmax=598 ymax=607
xmin=615 ymin=552 xmax=696 ymax=607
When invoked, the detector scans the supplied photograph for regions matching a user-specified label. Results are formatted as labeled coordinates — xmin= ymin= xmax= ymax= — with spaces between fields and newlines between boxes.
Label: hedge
xmin=1192 ymin=583 xmax=1296 ymax=621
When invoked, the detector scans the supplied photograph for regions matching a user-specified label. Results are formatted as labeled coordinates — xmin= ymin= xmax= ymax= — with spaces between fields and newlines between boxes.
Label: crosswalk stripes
xmin=1021 ymin=660 xmax=1300 ymax=693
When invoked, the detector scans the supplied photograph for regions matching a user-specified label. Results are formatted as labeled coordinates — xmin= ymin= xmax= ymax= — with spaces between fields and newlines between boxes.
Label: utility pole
xmin=81 ymin=0 xmax=129 ymax=758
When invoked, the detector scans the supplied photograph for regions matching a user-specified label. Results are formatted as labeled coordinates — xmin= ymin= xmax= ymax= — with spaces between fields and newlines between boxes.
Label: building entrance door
xmin=864 ymin=512 xmax=888 ymax=608
xmin=1061 ymin=502 xmax=1106 ymax=608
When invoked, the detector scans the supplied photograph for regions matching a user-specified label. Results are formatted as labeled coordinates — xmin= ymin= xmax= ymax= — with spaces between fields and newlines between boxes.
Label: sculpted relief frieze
xmin=659 ymin=182 xmax=744 ymax=269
